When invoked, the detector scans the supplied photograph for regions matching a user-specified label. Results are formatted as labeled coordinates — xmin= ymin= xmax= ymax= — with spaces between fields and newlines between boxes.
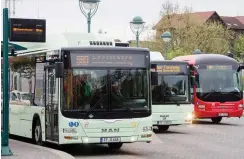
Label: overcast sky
xmin=1 ymin=0 xmax=244 ymax=41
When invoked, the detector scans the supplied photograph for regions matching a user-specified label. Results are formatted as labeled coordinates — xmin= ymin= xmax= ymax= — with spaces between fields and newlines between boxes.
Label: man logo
xmin=88 ymin=114 xmax=94 ymax=118
xmin=160 ymin=115 xmax=169 ymax=118
xmin=160 ymin=115 xmax=169 ymax=120
xmin=101 ymin=128 xmax=119 ymax=133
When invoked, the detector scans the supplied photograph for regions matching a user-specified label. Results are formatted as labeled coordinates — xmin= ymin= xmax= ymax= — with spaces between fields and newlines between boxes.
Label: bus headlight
xmin=198 ymin=105 xmax=205 ymax=109
xmin=238 ymin=104 xmax=243 ymax=109
xmin=142 ymin=126 xmax=152 ymax=132
xmin=186 ymin=113 xmax=193 ymax=120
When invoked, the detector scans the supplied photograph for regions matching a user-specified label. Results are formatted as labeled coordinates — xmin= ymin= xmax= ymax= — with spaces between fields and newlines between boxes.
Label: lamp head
xmin=161 ymin=31 xmax=172 ymax=42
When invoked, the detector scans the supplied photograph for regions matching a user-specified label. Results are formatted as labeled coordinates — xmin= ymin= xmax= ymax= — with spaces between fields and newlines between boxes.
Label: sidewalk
xmin=2 ymin=139 xmax=75 ymax=159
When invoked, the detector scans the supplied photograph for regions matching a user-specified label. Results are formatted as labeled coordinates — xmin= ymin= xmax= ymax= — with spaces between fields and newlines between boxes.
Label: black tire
xmin=33 ymin=119 xmax=43 ymax=145
xmin=108 ymin=143 xmax=123 ymax=150
xmin=211 ymin=117 xmax=222 ymax=124
xmin=158 ymin=125 xmax=170 ymax=133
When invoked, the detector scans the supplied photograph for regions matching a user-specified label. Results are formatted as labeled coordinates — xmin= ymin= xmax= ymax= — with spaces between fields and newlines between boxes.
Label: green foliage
xmin=167 ymin=47 xmax=188 ymax=60
xmin=234 ymin=35 xmax=244 ymax=59
xmin=10 ymin=57 xmax=36 ymax=79
xmin=242 ymin=76 xmax=244 ymax=89
xmin=148 ymin=1 xmax=232 ymax=58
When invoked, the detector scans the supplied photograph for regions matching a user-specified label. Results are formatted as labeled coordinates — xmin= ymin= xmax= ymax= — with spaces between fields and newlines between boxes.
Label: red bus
xmin=172 ymin=54 xmax=244 ymax=123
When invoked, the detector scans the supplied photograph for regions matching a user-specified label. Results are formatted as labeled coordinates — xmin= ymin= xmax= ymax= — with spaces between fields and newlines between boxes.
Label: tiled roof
xmin=236 ymin=16 xmax=244 ymax=25
xmin=193 ymin=11 xmax=216 ymax=22
xmin=220 ymin=16 xmax=244 ymax=30
xmin=153 ymin=11 xmax=217 ymax=30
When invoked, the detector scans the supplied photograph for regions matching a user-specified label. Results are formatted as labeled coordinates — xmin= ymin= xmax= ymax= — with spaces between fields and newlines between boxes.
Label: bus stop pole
xmin=1 ymin=8 xmax=13 ymax=156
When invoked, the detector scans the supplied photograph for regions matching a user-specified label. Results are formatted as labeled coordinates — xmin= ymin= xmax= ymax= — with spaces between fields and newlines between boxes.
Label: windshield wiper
xmin=203 ymin=89 xmax=216 ymax=100
xmin=220 ymin=91 xmax=242 ymax=98
xmin=112 ymin=94 xmax=134 ymax=114
xmin=170 ymin=97 xmax=180 ymax=106
xmin=84 ymin=94 xmax=108 ymax=115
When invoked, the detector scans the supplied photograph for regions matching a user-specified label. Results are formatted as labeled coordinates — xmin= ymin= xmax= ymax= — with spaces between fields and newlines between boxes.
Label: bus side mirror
xmin=238 ymin=65 xmax=244 ymax=72
xmin=151 ymin=72 xmax=158 ymax=85
xmin=55 ymin=62 xmax=64 ymax=78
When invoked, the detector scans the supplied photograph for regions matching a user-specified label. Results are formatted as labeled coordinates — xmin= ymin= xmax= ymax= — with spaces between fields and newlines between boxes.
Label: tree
xmin=10 ymin=56 xmax=36 ymax=93
xmin=147 ymin=0 xmax=232 ymax=59
xmin=234 ymin=35 xmax=244 ymax=60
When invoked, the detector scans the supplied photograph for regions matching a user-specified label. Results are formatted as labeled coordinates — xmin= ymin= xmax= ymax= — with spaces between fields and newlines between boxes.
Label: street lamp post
xmin=161 ymin=31 xmax=171 ymax=60
xmin=79 ymin=0 xmax=100 ymax=33
xmin=1 ymin=8 xmax=13 ymax=156
xmin=130 ymin=16 xmax=145 ymax=47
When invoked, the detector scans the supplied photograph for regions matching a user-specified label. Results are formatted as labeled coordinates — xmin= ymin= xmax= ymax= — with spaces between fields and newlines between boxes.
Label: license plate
xmin=100 ymin=137 xmax=121 ymax=143
xmin=157 ymin=121 xmax=172 ymax=125
xmin=218 ymin=113 xmax=228 ymax=117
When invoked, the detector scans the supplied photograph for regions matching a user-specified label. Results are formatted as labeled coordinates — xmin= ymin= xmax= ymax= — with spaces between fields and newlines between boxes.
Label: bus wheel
xmin=158 ymin=125 xmax=169 ymax=133
xmin=211 ymin=117 xmax=222 ymax=124
xmin=108 ymin=143 xmax=123 ymax=150
xmin=33 ymin=119 xmax=43 ymax=145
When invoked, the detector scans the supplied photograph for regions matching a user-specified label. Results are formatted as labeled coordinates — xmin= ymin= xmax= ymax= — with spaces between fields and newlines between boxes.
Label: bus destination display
xmin=9 ymin=18 xmax=46 ymax=42
xmin=70 ymin=53 xmax=146 ymax=67
xmin=206 ymin=65 xmax=232 ymax=70
xmin=156 ymin=65 xmax=186 ymax=74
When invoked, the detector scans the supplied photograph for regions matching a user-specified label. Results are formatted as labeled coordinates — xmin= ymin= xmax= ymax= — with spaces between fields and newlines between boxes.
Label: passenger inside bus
xmin=111 ymin=81 xmax=125 ymax=108
xmin=63 ymin=72 xmax=92 ymax=110
xmin=165 ymin=87 xmax=176 ymax=95
xmin=73 ymin=74 xmax=92 ymax=110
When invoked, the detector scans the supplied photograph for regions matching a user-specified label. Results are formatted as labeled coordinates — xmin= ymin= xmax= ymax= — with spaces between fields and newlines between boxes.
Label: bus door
xmin=44 ymin=66 xmax=59 ymax=142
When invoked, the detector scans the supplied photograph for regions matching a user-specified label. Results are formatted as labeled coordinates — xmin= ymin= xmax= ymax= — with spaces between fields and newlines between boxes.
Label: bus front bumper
xmin=152 ymin=113 xmax=193 ymax=126
xmin=194 ymin=110 xmax=243 ymax=118
xmin=60 ymin=133 xmax=152 ymax=144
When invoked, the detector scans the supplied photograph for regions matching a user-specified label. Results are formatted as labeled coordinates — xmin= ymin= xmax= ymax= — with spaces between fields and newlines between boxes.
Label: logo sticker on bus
xmin=69 ymin=121 xmax=79 ymax=127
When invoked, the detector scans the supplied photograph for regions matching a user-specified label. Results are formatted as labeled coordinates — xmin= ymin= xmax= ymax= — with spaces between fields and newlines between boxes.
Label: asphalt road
xmin=65 ymin=118 xmax=244 ymax=159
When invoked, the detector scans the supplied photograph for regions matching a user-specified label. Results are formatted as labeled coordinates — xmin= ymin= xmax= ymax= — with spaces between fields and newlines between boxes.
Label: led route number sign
xmin=9 ymin=18 xmax=46 ymax=42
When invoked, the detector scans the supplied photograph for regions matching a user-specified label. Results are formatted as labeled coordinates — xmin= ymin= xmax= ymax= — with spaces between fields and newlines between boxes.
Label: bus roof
xmin=151 ymin=60 xmax=189 ymax=65
xmin=62 ymin=46 xmax=149 ymax=53
xmin=150 ymin=51 xmax=164 ymax=61
xmin=172 ymin=54 xmax=239 ymax=65
xmin=9 ymin=32 xmax=116 ymax=54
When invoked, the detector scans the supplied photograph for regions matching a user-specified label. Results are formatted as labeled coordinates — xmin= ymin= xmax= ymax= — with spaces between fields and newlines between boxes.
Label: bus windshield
xmin=63 ymin=68 xmax=149 ymax=114
xmin=152 ymin=75 xmax=190 ymax=104
xmin=196 ymin=68 xmax=242 ymax=102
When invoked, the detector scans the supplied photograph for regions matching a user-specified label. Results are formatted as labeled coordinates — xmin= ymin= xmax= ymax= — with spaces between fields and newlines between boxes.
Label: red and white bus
xmin=172 ymin=54 xmax=244 ymax=123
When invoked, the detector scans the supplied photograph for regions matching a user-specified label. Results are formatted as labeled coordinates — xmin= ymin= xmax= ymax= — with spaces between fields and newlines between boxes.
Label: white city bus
xmin=7 ymin=34 xmax=152 ymax=150
xmin=150 ymin=52 xmax=193 ymax=132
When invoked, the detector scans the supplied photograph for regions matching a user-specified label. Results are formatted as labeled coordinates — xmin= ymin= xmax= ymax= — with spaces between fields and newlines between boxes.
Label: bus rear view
xmin=173 ymin=54 xmax=244 ymax=123
xmin=61 ymin=47 xmax=152 ymax=149
xmin=151 ymin=61 xmax=193 ymax=132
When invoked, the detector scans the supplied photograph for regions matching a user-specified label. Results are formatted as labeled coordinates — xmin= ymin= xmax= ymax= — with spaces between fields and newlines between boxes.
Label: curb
xmin=10 ymin=140 xmax=75 ymax=159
